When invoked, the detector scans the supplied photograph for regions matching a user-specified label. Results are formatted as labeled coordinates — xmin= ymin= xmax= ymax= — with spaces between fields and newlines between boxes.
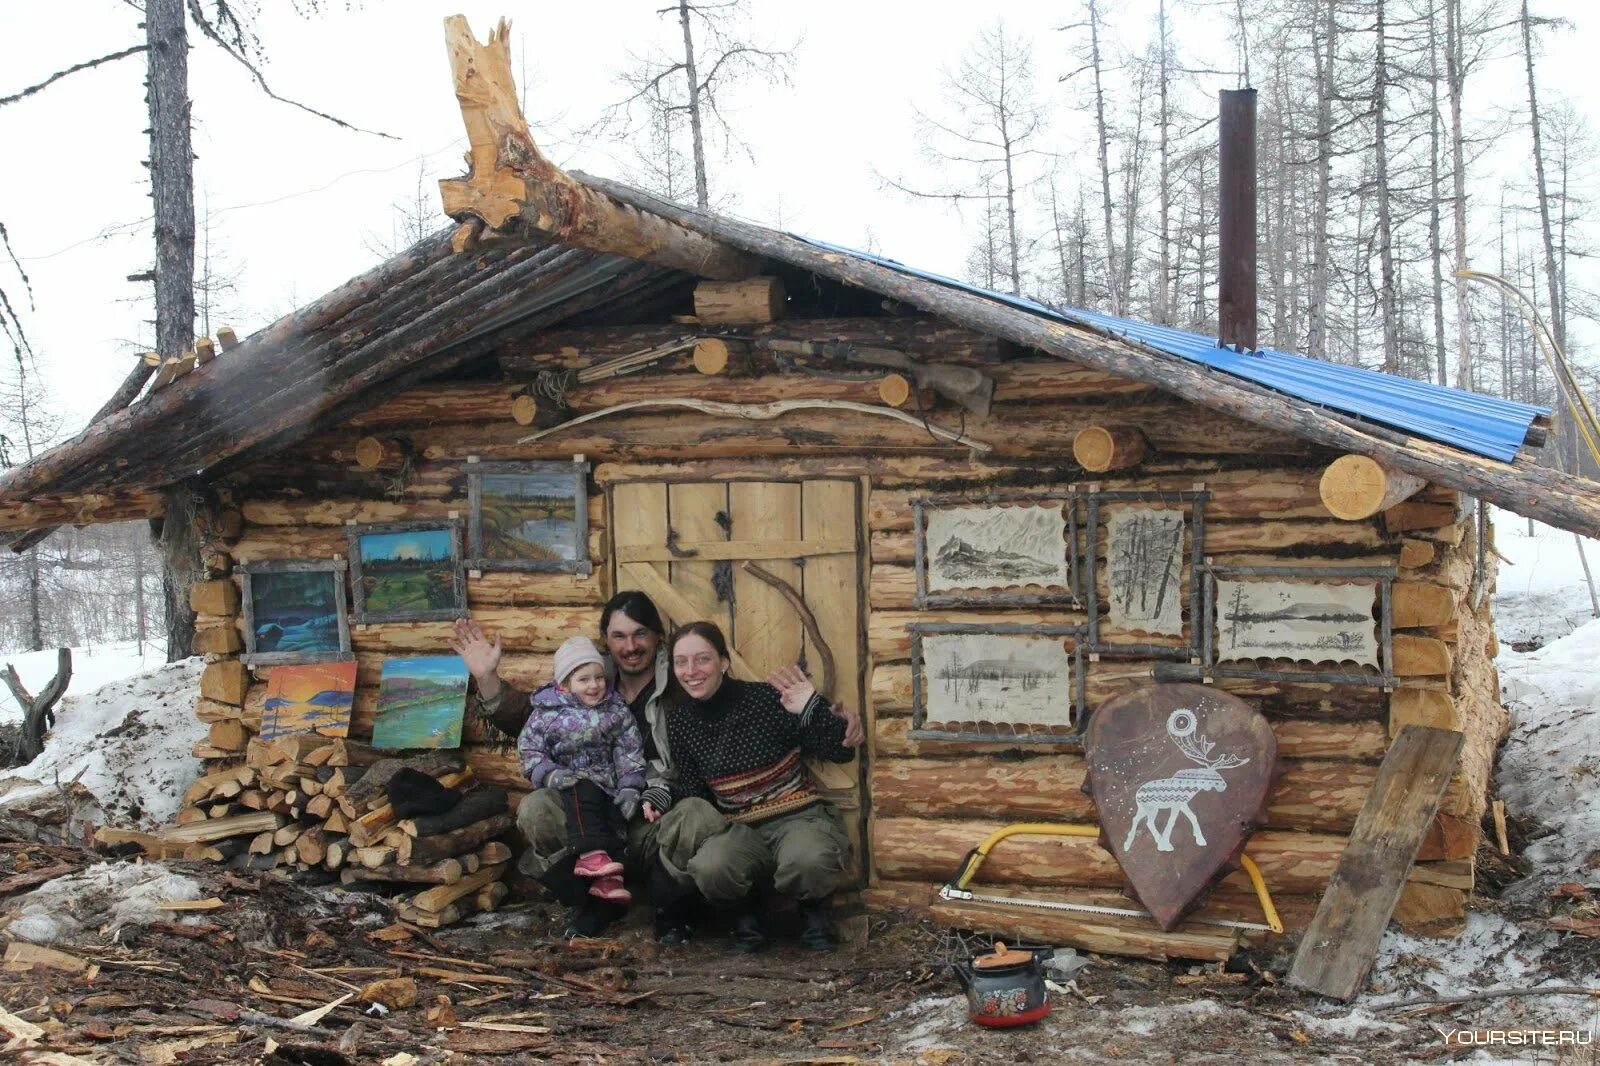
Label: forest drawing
xmin=1106 ymin=508 xmax=1186 ymax=635
xmin=1215 ymin=579 xmax=1379 ymax=666
xmin=371 ymin=655 xmax=470 ymax=750
xmin=352 ymin=525 xmax=463 ymax=619
xmin=471 ymin=465 xmax=585 ymax=568
xmin=925 ymin=503 xmax=1069 ymax=593
xmin=247 ymin=569 xmax=344 ymax=656
xmin=261 ymin=661 xmax=357 ymax=741
xmin=921 ymin=633 xmax=1073 ymax=728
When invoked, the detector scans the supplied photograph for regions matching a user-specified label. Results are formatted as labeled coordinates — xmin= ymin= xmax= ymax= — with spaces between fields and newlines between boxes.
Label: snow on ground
xmin=7 ymin=861 xmax=202 ymax=945
xmin=0 ymin=656 xmax=204 ymax=828
xmin=0 ymin=640 xmax=167 ymax=723
xmin=1489 ymin=507 xmax=1599 ymax=646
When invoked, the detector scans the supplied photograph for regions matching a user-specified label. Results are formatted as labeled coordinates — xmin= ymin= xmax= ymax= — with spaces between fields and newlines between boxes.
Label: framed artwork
xmin=239 ymin=560 xmax=352 ymax=666
xmin=467 ymin=459 xmax=591 ymax=574
xmin=1084 ymin=489 xmax=1209 ymax=660
xmin=913 ymin=493 xmax=1078 ymax=608
xmin=260 ymin=661 xmax=358 ymax=741
xmin=347 ymin=520 xmax=467 ymax=624
xmin=908 ymin=622 xmax=1086 ymax=745
xmin=371 ymin=655 xmax=470 ymax=750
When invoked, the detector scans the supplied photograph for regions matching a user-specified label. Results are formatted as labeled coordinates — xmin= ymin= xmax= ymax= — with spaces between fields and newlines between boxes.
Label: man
xmin=450 ymin=591 xmax=723 ymax=938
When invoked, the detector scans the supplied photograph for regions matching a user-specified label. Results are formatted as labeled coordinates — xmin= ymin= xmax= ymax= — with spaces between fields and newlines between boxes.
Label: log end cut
xmin=1320 ymin=454 xmax=1428 ymax=521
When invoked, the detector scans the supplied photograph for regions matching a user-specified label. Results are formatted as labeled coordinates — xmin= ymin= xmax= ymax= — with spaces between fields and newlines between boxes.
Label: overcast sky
xmin=2 ymin=0 xmax=1596 ymax=435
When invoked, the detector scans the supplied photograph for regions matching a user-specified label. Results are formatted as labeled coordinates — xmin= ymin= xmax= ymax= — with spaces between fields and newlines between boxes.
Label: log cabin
xmin=2 ymin=19 xmax=1598 ymax=961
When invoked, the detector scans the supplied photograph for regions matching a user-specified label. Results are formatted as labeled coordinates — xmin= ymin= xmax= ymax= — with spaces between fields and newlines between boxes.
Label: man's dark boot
xmin=730 ymin=889 xmax=768 ymax=954
xmin=799 ymin=895 xmax=838 ymax=951
xmin=650 ymin=861 xmax=698 ymax=946
xmin=565 ymin=898 xmax=625 ymax=939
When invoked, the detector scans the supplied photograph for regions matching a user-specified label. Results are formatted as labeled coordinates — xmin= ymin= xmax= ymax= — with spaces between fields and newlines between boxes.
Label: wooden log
xmin=407 ymin=864 xmax=506 ymax=914
xmin=207 ymin=720 xmax=249 ymax=752
xmin=200 ymin=660 xmax=249 ymax=705
xmin=438 ymin=17 xmax=756 ymax=280
xmin=216 ymin=325 xmax=239 ymax=351
xmin=353 ymin=435 xmax=404 ymax=471
xmin=1391 ymin=635 xmax=1453 ymax=677
xmin=694 ymin=277 xmax=785 ymax=324
xmin=158 ymin=811 xmax=285 ymax=845
xmin=1073 ymin=426 xmax=1147 ymax=472
xmin=877 ymin=373 xmax=913 ymax=408
xmin=1398 ymin=538 xmax=1436 ymax=569
xmin=401 ymin=814 xmax=514 ymax=866
xmin=248 ymin=831 xmax=276 ymax=855
xmin=0 ymin=490 xmax=166 ymax=533
xmin=343 ymin=752 xmax=463 ymax=804
xmin=692 ymin=337 xmax=742 ymax=375
xmin=1389 ymin=687 xmax=1458 ymax=733
xmin=1393 ymin=883 xmax=1468 ymax=936
xmin=475 ymin=881 xmax=509 ymax=912
xmin=872 ymin=816 xmax=1344 ymax=896
xmin=175 ymin=807 xmax=209 ymax=825
xmin=181 ymin=764 xmax=253 ymax=807
xmin=356 ymin=845 xmax=400 ymax=868
xmin=192 ymin=624 xmax=243 ymax=656
xmin=475 ymin=841 xmax=512 ymax=866
xmin=1392 ymin=582 xmax=1455 ymax=628
xmin=1319 ymin=455 xmax=1427 ymax=520
xmin=195 ymin=336 xmax=217 ymax=365
xmin=1288 ymin=726 xmax=1464 ymax=1000
xmin=326 ymin=739 xmax=385 ymax=767
xmin=1383 ymin=501 xmax=1459 ymax=533
xmin=272 ymin=823 xmax=303 ymax=847
xmin=398 ymin=788 xmax=508 ymax=837
xmin=340 ymin=858 xmax=467 ymax=885
xmin=348 ymin=769 xmax=472 ymax=847
xmin=295 ymin=828 xmax=338 ymax=866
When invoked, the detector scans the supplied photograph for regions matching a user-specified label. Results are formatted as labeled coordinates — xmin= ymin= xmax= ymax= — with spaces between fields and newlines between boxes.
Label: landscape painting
xmin=468 ymin=461 xmax=588 ymax=572
xmin=1215 ymin=579 xmax=1379 ymax=666
xmin=348 ymin=521 xmax=465 ymax=623
xmin=921 ymin=632 xmax=1074 ymax=729
xmin=241 ymin=562 xmax=350 ymax=664
xmin=1106 ymin=508 xmax=1186 ymax=636
xmin=924 ymin=503 xmax=1069 ymax=594
xmin=371 ymin=655 xmax=470 ymax=750
xmin=260 ymin=661 xmax=358 ymax=741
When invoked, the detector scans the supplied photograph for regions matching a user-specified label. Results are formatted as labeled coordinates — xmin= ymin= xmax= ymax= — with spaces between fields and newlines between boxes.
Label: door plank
xmin=801 ymin=479 xmax=863 ymax=795
xmin=731 ymin=482 xmax=804 ymax=677
xmin=615 ymin=539 xmax=857 ymax=562
xmin=666 ymin=483 xmax=732 ymax=638
xmin=1287 ymin=725 xmax=1464 ymax=1001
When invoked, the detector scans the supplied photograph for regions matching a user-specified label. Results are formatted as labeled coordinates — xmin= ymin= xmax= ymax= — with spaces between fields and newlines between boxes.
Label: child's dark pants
xmin=560 ymin=778 xmax=625 ymax=858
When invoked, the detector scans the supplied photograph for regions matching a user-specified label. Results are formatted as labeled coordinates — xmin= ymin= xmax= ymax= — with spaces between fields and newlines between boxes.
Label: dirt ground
xmin=2 ymin=836 xmax=1596 ymax=1064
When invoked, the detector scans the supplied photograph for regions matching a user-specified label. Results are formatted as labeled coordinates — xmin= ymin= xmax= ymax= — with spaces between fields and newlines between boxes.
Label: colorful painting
xmin=371 ymin=655 xmax=470 ymax=750
xmin=240 ymin=561 xmax=351 ymax=665
xmin=348 ymin=521 xmax=466 ymax=623
xmin=921 ymin=632 xmax=1074 ymax=729
xmin=924 ymin=503 xmax=1069 ymax=594
xmin=468 ymin=461 xmax=589 ymax=572
xmin=1214 ymin=579 xmax=1379 ymax=666
xmin=1106 ymin=508 xmax=1186 ymax=636
xmin=261 ymin=661 xmax=358 ymax=741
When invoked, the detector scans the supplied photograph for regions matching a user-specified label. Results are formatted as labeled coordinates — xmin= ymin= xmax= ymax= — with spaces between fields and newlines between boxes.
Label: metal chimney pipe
xmin=1218 ymin=88 xmax=1258 ymax=351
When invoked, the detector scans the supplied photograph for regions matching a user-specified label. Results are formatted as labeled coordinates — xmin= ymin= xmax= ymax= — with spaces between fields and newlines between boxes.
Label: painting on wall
xmin=240 ymin=560 xmax=351 ymax=666
xmin=260 ymin=660 xmax=358 ymax=741
xmin=371 ymin=655 xmax=470 ymax=750
xmin=1214 ymin=579 xmax=1379 ymax=666
xmin=347 ymin=521 xmax=467 ymax=624
xmin=919 ymin=500 xmax=1072 ymax=605
xmin=467 ymin=460 xmax=591 ymax=574
xmin=1105 ymin=508 xmax=1186 ymax=636
xmin=918 ymin=631 xmax=1075 ymax=730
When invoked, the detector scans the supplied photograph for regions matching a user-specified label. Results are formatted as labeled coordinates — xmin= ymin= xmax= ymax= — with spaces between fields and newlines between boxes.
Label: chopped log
xmin=1399 ymin=538 xmax=1437 ymax=568
xmin=189 ymin=578 xmax=241 ymax=616
xmin=195 ymin=336 xmax=216 ymax=365
xmin=92 ymin=827 xmax=166 ymax=854
xmin=159 ymin=811 xmax=285 ymax=845
xmin=192 ymin=624 xmax=243 ymax=655
xmin=0 ymin=490 xmax=166 ymax=533
xmin=398 ymin=788 xmax=507 ymax=837
xmin=1072 ymin=425 xmax=1147 ymax=472
xmin=1319 ymin=455 xmax=1428 ymax=520
xmin=475 ymin=881 xmax=509 ymax=912
xmin=208 ymin=802 xmax=248 ymax=819
xmin=1393 ymin=882 xmax=1468 ymax=936
xmin=203 ymin=656 xmax=249 ymax=704
xmin=1392 ymin=582 xmax=1455 ymax=628
xmin=207 ymin=719 xmax=249 ymax=751
xmin=1391 ymin=635 xmax=1453 ymax=677
xmin=1288 ymin=726 xmax=1464 ymax=1000
xmin=692 ymin=337 xmax=742 ymax=376
xmin=273 ymin=823 xmax=303 ymax=847
xmin=248 ymin=831 xmax=276 ymax=855
xmin=216 ymin=325 xmax=239 ymax=350
xmin=475 ymin=842 xmax=512 ymax=866
xmin=325 ymin=809 xmax=350 ymax=834
xmin=238 ymin=789 xmax=268 ymax=810
xmin=296 ymin=828 xmax=339 ymax=866
xmin=348 ymin=769 xmax=472 ymax=847
xmin=325 ymin=839 xmax=350 ymax=870
xmin=341 ymin=858 xmax=466 ymax=886
xmin=181 ymin=765 xmax=253 ymax=807
xmin=408 ymin=864 xmax=506 ymax=914
xmin=327 ymin=739 xmax=384 ymax=767
xmin=344 ymin=752 xmax=463 ymax=804
xmin=694 ymin=277 xmax=785 ymax=324
xmin=438 ymin=17 xmax=756 ymax=280
xmin=401 ymin=814 xmax=514 ymax=866
xmin=1383 ymin=501 xmax=1459 ymax=533
xmin=230 ymin=852 xmax=281 ymax=872
xmin=354 ymin=435 xmax=404 ymax=471
xmin=175 ymin=807 xmax=209 ymax=825
xmin=462 ymin=852 xmax=481 ymax=874
xmin=306 ymin=795 xmax=335 ymax=819
xmin=356 ymin=846 xmax=400 ymax=868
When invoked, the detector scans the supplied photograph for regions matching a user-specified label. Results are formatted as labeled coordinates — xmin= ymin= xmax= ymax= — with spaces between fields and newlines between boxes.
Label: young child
xmin=517 ymin=636 xmax=647 ymax=906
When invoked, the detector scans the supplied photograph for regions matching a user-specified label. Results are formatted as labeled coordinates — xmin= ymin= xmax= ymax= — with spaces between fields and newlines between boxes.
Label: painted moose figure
xmin=1123 ymin=708 xmax=1251 ymax=853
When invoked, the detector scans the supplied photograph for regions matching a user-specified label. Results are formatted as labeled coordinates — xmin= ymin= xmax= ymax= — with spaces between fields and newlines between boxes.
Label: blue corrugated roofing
xmin=795 ymin=235 xmax=1549 ymax=463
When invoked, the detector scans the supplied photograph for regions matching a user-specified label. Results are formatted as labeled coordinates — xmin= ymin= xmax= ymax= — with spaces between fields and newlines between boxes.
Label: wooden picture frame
xmin=1084 ymin=489 xmax=1210 ymax=661
xmin=346 ymin=520 xmax=468 ymax=624
xmin=908 ymin=621 xmax=1087 ymax=746
xmin=912 ymin=491 xmax=1081 ymax=609
xmin=466 ymin=458 xmax=591 ymax=574
xmin=239 ymin=559 xmax=353 ymax=667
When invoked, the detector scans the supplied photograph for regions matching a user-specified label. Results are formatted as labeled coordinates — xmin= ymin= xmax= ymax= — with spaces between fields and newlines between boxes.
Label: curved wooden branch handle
xmin=738 ymin=560 xmax=836 ymax=699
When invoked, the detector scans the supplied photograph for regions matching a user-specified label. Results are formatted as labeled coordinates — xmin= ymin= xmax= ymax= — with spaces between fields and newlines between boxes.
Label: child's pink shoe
xmin=574 ymin=850 xmax=623 ymax=878
xmin=589 ymin=875 xmax=631 ymax=903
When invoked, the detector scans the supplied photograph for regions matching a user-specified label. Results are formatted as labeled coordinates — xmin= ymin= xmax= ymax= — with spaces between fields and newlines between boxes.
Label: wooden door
xmin=609 ymin=477 xmax=866 ymax=869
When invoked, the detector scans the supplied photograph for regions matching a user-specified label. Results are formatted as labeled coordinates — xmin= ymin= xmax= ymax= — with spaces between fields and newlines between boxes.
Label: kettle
xmin=951 ymin=941 xmax=1053 ymax=1028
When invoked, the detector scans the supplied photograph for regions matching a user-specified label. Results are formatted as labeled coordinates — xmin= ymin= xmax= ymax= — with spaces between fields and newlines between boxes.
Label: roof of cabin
xmin=1 ymin=171 xmax=1596 ymax=540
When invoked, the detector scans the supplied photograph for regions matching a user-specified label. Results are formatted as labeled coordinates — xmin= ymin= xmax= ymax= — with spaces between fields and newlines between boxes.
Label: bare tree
xmin=362 ymin=163 xmax=443 ymax=260
xmin=882 ymin=23 xmax=1046 ymax=296
xmin=1062 ymin=0 xmax=1123 ymax=313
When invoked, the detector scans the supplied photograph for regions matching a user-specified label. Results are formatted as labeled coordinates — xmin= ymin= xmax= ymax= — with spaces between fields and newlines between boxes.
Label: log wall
xmin=192 ymin=312 xmax=1504 ymax=956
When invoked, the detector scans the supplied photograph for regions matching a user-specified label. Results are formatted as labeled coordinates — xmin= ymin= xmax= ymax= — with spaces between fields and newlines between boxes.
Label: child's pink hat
xmin=554 ymin=636 xmax=605 ymax=687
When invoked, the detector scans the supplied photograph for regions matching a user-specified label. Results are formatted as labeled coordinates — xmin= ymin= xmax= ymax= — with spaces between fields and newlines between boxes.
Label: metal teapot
xmin=951 ymin=941 xmax=1053 ymax=1028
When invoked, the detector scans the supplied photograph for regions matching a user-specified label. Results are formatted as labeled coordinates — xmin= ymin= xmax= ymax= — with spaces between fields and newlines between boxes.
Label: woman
xmin=648 ymin=621 xmax=865 ymax=952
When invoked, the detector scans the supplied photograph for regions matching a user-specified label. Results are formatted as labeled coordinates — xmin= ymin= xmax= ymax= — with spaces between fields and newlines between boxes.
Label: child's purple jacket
xmin=516 ymin=682 xmax=647 ymax=796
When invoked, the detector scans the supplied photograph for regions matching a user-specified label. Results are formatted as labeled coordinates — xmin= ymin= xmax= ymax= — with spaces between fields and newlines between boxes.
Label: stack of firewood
xmin=139 ymin=735 xmax=517 ymax=928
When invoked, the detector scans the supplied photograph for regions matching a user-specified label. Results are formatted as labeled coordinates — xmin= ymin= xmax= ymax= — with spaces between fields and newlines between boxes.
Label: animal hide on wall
xmin=1105 ymin=508 xmax=1185 ymax=636
xmin=1214 ymin=580 xmax=1378 ymax=666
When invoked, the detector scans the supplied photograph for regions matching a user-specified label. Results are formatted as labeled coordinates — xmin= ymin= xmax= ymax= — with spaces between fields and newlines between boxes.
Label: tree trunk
xmin=146 ymin=0 xmax=195 ymax=363
xmin=1156 ymin=0 xmax=1173 ymax=324
xmin=678 ymin=0 xmax=710 ymax=209
xmin=1087 ymin=0 xmax=1119 ymax=314
xmin=1428 ymin=1 xmax=1448 ymax=386
xmin=1445 ymin=0 xmax=1473 ymax=389
xmin=1374 ymin=0 xmax=1400 ymax=375
xmin=25 ymin=545 xmax=43 ymax=653
xmin=159 ymin=484 xmax=201 ymax=662
xmin=1520 ymin=0 xmax=1565 ymax=365
xmin=1308 ymin=0 xmax=1335 ymax=362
